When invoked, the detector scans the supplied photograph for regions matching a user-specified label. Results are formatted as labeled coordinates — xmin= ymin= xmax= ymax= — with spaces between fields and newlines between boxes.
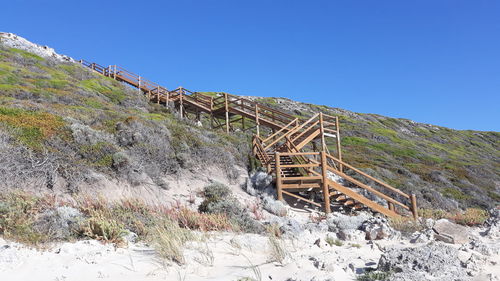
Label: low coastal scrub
xmin=199 ymin=182 xmax=263 ymax=233
xmin=390 ymin=207 xmax=490 ymax=233
xmin=0 ymin=191 xmax=233 ymax=254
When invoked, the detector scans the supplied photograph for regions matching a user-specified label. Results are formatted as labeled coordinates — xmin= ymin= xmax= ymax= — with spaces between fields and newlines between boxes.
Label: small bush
xmin=389 ymin=217 xmax=425 ymax=234
xmin=449 ymin=208 xmax=489 ymax=226
xmin=79 ymin=211 xmax=127 ymax=245
xmin=199 ymin=182 xmax=262 ymax=233
xmin=0 ymin=192 xmax=52 ymax=245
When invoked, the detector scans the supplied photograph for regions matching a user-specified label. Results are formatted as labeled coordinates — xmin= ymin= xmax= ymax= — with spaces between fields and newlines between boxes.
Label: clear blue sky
xmin=2 ymin=0 xmax=499 ymax=131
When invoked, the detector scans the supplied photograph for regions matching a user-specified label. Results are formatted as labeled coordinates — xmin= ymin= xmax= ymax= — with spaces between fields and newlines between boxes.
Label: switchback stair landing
xmin=80 ymin=60 xmax=418 ymax=219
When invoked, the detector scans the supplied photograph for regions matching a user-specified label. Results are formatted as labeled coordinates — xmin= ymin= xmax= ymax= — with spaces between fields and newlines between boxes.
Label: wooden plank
xmin=326 ymin=165 xmax=410 ymax=210
xmin=326 ymin=179 xmax=399 ymax=218
xmin=280 ymin=163 xmax=319 ymax=168
xmin=282 ymin=183 xmax=321 ymax=189
xmin=281 ymin=190 xmax=322 ymax=207
xmin=281 ymin=176 xmax=322 ymax=181
xmin=321 ymin=151 xmax=331 ymax=213
xmin=326 ymin=154 xmax=410 ymax=199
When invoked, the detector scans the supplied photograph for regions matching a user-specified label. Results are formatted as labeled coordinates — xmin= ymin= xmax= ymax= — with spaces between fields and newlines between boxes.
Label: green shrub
xmin=0 ymin=106 xmax=65 ymax=149
xmin=199 ymin=182 xmax=262 ymax=233
xmin=441 ymin=187 xmax=470 ymax=201
xmin=80 ymin=210 xmax=127 ymax=245
xmin=357 ymin=271 xmax=392 ymax=281
xmin=0 ymin=192 xmax=50 ymax=245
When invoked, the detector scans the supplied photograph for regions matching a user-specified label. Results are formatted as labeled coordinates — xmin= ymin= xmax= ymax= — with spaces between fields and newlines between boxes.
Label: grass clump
xmin=357 ymin=271 xmax=392 ymax=281
xmin=325 ymin=235 xmax=343 ymax=247
xmin=151 ymin=218 xmax=196 ymax=264
xmin=268 ymin=235 xmax=287 ymax=265
xmin=448 ymin=208 xmax=489 ymax=226
xmin=389 ymin=217 xmax=424 ymax=234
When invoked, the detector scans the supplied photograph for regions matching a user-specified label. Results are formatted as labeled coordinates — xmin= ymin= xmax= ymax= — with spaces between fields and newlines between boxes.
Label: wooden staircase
xmin=80 ymin=59 xmax=418 ymax=219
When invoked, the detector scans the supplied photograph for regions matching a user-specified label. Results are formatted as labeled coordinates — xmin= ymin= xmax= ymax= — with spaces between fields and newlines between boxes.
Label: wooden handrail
xmin=263 ymin=118 xmax=299 ymax=143
xmin=325 ymin=153 xmax=410 ymax=199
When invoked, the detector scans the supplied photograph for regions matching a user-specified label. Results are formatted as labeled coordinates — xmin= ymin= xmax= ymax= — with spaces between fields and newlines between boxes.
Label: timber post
xmin=255 ymin=104 xmax=260 ymax=137
xmin=138 ymin=76 xmax=141 ymax=94
xmin=319 ymin=113 xmax=326 ymax=150
xmin=388 ymin=202 xmax=395 ymax=212
xmin=411 ymin=194 xmax=418 ymax=220
xmin=321 ymin=151 xmax=331 ymax=213
xmin=224 ymin=93 xmax=229 ymax=133
xmin=275 ymin=152 xmax=283 ymax=201
xmin=165 ymin=88 xmax=169 ymax=107
xmin=335 ymin=116 xmax=343 ymax=172
xmin=179 ymin=88 xmax=184 ymax=117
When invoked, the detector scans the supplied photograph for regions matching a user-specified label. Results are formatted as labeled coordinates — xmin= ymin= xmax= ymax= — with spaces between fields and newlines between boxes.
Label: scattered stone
xmin=122 ymin=231 xmax=138 ymax=244
xmin=410 ymin=228 xmax=435 ymax=243
xmin=360 ymin=217 xmax=401 ymax=240
xmin=263 ymin=195 xmax=288 ymax=217
xmin=433 ymin=219 xmax=471 ymax=244
xmin=378 ymin=243 xmax=472 ymax=280
xmin=337 ymin=229 xmax=366 ymax=241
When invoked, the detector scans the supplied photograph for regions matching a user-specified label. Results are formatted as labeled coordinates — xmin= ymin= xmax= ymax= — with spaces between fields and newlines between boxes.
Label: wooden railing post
xmin=411 ymin=194 xmax=418 ymax=220
xmin=319 ymin=113 xmax=326 ymax=151
xmin=224 ymin=93 xmax=229 ymax=133
xmin=388 ymin=202 xmax=395 ymax=212
xmin=255 ymin=104 xmax=260 ymax=137
xmin=335 ymin=116 xmax=343 ymax=172
xmin=321 ymin=151 xmax=331 ymax=213
xmin=138 ymin=76 xmax=142 ymax=94
xmin=275 ymin=152 xmax=283 ymax=201
xmin=179 ymin=88 xmax=184 ymax=117
xmin=167 ymin=86 xmax=170 ymax=107
xmin=113 ymin=65 xmax=117 ymax=80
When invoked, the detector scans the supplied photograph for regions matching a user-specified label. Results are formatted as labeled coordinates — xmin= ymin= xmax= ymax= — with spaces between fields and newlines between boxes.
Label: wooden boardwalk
xmin=80 ymin=60 xmax=418 ymax=219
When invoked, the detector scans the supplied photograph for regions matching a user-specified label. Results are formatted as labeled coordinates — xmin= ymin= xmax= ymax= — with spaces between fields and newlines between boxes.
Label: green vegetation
xmin=9 ymin=48 xmax=44 ymax=61
xmin=0 ymin=106 xmax=65 ymax=148
xmin=79 ymin=79 xmax=127 ymax=104
xmin=441 ymin=187 xmax=471 ymax=201
xmin=357 ymin=271 xmax=392 ymax=281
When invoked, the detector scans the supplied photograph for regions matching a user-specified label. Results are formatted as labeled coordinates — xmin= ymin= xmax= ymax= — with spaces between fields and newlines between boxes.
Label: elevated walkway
xmin=80 ymin=59 xmax=418 ymax=219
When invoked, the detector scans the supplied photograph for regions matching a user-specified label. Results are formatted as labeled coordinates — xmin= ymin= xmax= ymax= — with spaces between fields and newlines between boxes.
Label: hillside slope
xmin=0 ymin=35 xmax=249 ymax=201
xmin=0 ymin=33 xmax=498 ymax=210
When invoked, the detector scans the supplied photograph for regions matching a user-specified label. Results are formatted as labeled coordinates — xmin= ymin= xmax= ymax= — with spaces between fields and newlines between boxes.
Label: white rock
xmin=0 ymin=32 xmax=74 ymax=62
